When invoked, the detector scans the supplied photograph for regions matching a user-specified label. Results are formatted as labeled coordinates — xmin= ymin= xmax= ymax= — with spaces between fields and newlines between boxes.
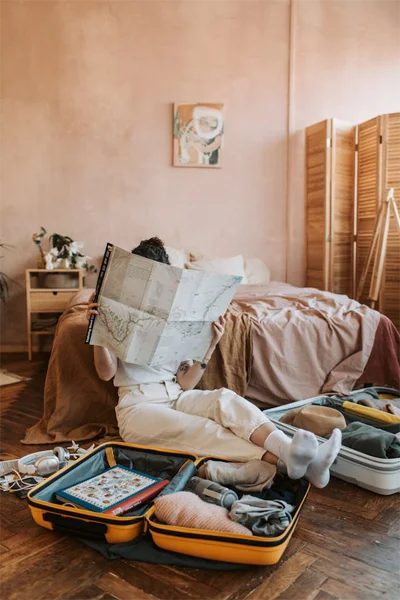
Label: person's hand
xmin=211 ymin=315 xmax=226 ymax=347
xmin=86 ymin=291 xmax=100 ymax=321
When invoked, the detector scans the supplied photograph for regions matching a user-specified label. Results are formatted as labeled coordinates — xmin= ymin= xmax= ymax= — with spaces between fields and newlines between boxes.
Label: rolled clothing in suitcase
xmin=264 ymin=387 xmax=400 ymax=495
xmin=317 ymin=388 xmax=400 ymax=434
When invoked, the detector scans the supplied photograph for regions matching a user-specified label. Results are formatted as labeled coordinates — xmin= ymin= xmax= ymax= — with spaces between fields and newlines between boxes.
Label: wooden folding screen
xmin=356 ymin=113 xmax=400 ymax=328
xmin=382 ymin=113 xmax=400 ymax=328
xmin=355 ymin=116 xmax=382 ymax=308
xmin=306 ymin=113 xmax=400 ymax=328
xmin=305 ymin=119 xmax=355 ymax=296
xmin=305 ymin=120 xmax=330 ymax=291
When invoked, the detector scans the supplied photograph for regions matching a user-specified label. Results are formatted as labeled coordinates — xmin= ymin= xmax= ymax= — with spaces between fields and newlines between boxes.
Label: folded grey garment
xmin=357 ymin=398 xmax=400 ymax=410
xmin=340 ymin=421 xmax=400 ymax=459
xmin=229 ymin=496 xmax=294 ymax=537
xmin=198 ymin=460 xmax=276 ymax=493
xmin=345 ymin=389 xmax=380 ymax=402
xmin=319 ymin=396 xmax=400 ymax=434
xmin=317 ymin=390 xmax=379 ymax=407
xmin=320 ymin=389 xmax=400 ymax=411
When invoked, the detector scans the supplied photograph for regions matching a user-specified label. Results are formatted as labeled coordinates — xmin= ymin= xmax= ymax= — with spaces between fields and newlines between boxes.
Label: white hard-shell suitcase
xmin=264 ymin=388 xmax=400 ymax=496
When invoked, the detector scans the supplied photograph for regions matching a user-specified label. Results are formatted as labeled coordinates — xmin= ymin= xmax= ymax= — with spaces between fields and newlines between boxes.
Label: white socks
xmin=264 ymin=429 xmax=318 ymax=480
xmin=264 ymin=428 xmax=342 ymax=488
xmin=305 ymin=429 xmax=342 ymax=488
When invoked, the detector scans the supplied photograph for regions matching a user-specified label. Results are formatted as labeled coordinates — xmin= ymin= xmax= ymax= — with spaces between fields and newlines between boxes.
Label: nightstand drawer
xmin=29 ymin=291 xmax=76 ymax=312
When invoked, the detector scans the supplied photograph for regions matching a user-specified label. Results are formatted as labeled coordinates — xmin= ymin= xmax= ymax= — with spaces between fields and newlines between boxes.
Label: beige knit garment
xmin=198 ymin=459 xmax=276 ymax=492
xmin=154 ymin=492 xmax=252 ymax=536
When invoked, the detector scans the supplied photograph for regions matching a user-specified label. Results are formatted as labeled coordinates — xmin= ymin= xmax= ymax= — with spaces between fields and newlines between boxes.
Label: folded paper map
xmin=85 ymin=243 xmax=242 ymax=366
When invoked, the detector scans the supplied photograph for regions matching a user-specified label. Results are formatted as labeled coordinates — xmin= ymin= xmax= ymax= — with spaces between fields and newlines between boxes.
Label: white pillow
xmin=186 ymin=255 xmax=248 ymax=283
xmin=165 ymin=246 xmax=190 ymax=269
xmin=244 ymin=258 xmax=271 ymax=284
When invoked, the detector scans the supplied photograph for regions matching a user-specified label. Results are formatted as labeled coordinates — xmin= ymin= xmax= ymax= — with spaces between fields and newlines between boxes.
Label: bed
xmin=23 ymin=251 xmax=400 ymax=445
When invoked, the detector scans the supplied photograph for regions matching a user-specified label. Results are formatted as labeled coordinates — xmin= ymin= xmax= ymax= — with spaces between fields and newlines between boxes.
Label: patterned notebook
xmin=55 ymin=465 xmax=164 ymax=513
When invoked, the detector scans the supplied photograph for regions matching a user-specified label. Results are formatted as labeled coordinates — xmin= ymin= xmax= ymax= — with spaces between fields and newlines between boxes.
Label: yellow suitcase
xmin=27 ymin=441 xmax=310 ymax=566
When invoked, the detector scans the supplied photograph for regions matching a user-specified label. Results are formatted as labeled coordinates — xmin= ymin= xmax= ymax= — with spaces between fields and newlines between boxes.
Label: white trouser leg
xmin=116 ymin=386 xmax=267 ymax=461
xmin=174 ymin=387 xmax=268 ymax=441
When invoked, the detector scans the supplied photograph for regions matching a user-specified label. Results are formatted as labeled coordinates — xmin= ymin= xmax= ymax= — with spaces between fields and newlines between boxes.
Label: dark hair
xmin=131 ymin=237 xmax=170 ymax=264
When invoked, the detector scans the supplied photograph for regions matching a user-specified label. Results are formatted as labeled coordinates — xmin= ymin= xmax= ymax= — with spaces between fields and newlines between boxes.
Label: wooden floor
xmin=1 ymin=354 xmax=399 ymax=600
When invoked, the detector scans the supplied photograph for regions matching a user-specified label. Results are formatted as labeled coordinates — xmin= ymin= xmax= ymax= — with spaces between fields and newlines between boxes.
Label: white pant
xmin=116 ymin=382 xmax=269 ymax=461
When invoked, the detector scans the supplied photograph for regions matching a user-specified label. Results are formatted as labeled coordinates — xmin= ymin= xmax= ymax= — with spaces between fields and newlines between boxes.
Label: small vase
xmin=36 ymin=255 xmax=46 ymax=269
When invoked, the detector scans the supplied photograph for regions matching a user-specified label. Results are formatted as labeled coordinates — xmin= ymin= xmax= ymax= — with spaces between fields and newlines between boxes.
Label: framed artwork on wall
xmin=173 ymin=103 xmax=224 ymax=168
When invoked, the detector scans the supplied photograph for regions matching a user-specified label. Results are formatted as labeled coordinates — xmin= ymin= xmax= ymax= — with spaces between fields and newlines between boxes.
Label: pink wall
xmin=1 ymin=0 xmax=399 ymax=349
xmin=287 ymin=0 xmax=400 ymax=285
xmin=0 ymin=0 xmax=290 ymax=349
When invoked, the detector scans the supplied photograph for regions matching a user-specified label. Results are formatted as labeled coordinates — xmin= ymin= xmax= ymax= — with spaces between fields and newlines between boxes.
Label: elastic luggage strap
xmin=105 ymin=447 xmax=117 ymax=467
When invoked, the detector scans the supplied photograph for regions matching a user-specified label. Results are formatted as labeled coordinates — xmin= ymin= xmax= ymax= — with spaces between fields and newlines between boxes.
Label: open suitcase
xmin=264 ymin=386 xmax=400 ymax=495
xmin=27 ymin=441 xmax=310 ymax=565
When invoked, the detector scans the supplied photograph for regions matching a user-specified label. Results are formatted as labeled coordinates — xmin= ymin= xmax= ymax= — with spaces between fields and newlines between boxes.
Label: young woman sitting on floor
xmin=86 ymin=237 xmax=342 ymax=488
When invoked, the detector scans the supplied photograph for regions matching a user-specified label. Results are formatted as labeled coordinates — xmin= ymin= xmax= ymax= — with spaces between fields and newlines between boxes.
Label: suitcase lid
xmin=27 ymin=441 xmax=199 ymax=524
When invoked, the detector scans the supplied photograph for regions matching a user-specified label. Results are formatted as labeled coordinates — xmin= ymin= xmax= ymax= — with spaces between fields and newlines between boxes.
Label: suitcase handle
xmin=43 ymin=512 xmax=108 ymax=539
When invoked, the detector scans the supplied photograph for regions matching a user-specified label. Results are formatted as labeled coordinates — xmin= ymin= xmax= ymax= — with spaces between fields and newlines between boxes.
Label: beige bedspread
xmin=23 ymin=282 xmax=383 ymax=444
xmin=236 ymin=283 xmax=381 ymax=407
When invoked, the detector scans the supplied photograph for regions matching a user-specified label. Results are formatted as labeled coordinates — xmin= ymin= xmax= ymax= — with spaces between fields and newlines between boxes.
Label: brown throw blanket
xmin=23 ymin=305 xmax=119 ymax=444
xmin=22 ymin=303 xmax=252 ymax=444
xmin=196 ymin=305 xmax=252 ymax=396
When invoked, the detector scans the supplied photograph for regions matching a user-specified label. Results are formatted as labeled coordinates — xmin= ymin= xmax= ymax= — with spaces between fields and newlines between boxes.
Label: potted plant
xmin=0 ymin=242 xmax=15 ymax=303
xmin=32 ymin=228 xmax=97 ymax=288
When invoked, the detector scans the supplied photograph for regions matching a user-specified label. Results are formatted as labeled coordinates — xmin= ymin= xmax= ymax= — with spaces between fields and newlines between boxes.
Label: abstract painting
xmin=173 ymin=103 xmax=224 ymax=168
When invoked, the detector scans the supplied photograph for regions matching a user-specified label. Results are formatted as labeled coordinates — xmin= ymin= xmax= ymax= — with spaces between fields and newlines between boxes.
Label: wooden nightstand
xmin=26 ymin=269 xmax=84 ymax=360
